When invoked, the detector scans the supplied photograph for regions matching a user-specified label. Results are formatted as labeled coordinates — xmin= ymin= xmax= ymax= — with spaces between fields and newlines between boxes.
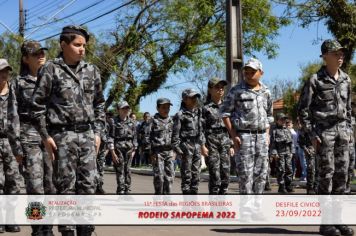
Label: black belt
xmin=236 ymin=129 xmax=266 ymax=134
xmin=0 ymin=133 xmax=7 ymax=138
xmin=152 ymin=146 xmax=172 ymax=151
xmin=181 ymin=136 xmax=200 ymax=142
xmin=207 ymin=128 xmax=227 ymax=134
xmin=49 ymin=123 xmax=92 ymax=133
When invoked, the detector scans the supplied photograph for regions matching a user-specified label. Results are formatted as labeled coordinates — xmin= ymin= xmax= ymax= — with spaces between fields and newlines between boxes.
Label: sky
xmin=0 ymin=0 xmax=340 ymax=116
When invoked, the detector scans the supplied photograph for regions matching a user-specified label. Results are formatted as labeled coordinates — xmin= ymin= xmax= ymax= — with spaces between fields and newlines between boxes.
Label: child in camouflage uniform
xmin=298 ymin=39 xmax=354 ymax=236
xmin=0 ymin=59 xmax=22 ymax=233
xmin=12 ymin=40 xmax=56 ymax=236
xmin=221 ymin=58 xmax=273 ymax=195
xmin=172 ymin=89 xmax=204 ymax=194
xmin=146 ymin=98 xmax=174 ymax=194
xmin=201 ymin=77 xmax=233 ymax=195
xmin=270 ymin=113 xmax=294 ymax=194
xmin=108 ymin=101 xmax=137 ymax=194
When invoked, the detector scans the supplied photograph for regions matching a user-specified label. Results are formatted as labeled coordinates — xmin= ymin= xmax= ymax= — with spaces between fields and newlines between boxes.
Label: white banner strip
xmin=0 ymin=195 xmax=355 ymax=225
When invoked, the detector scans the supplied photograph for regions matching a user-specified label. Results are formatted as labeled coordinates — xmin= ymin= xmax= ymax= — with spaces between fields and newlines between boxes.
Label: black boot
xmin=286 ymin=185 xmax=295 ymax=193
xmin=59 ymin=225 xmax=75 ymax=236
xmin=335 ymin=225 xmax=354 ymax=236
xmin=319 ymin=226 xmax=341 ymax=236
xmin=96 ymin=183 xmax=106 ymax=194
xmin=42 ymin=225 xmax=54 ymax=236
xmin=5 ymin=225 xmax=21 ymax=232
xmin=77 ymin=225 xmax=95 ymax=236
xmin=264 ymin=183 xmax=272 ymax=191
xmin=31 ymin=225 xmax=42 ymax=236
xmin=278 ymin=185 xmax=287 ymax=194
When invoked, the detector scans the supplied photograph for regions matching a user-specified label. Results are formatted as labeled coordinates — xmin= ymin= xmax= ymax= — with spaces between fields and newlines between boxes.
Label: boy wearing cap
xmin=30 ymin=26 xmax=105 ymax=236
xmin=107 ymin=101 xmax=137 ymax=195
xmin=270 ymin=113 xmax=294 ymax=194
xmin=172 ymin=89 xmax=205 ymax=194
xmin=201 ymin=77 xmax=232 ymax=195
xmin=0 ymin=59 xmax=22 ymax=233
xmin=220 ymin=58 xmax=273 ymax=195
xmin=145 ymin=98 xmax=174 ymax=194
xmin=298 ymin=39 xmax=353 ymax=236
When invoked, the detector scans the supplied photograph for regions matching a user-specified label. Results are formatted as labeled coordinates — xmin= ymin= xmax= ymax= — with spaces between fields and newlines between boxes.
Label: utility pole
xmin=226 ymin=0 xmax=243 ymax=89
xmin=19 ymin=0 xmax=25 ymax=37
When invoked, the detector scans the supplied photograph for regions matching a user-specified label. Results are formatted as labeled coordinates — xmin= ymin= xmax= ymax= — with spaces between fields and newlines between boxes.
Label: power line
xmin=37 ymin=0 xmax=136 ymax=42
xmin=26 ymin=0 xmax=105 ymax=30
xmin=25 ymin=0 xmax=77 ymax=39
xmin=25 ymin=0 xmax=50 ymax=13
xmin=26 ymin=0 xmax=63 ymax=20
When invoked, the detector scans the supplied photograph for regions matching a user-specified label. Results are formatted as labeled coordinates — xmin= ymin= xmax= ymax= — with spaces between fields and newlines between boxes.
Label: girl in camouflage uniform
xmin=172 ymin=89 xmax=204 ymax=194
xmin=201 ymin=78 xmax=233 ymax=194
xmin=12 ymin=40 xmax=56 ymax=236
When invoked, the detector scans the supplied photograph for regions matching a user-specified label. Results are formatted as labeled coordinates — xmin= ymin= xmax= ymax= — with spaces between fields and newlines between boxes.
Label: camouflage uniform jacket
xmin=11 ymin=75 xmax=42 ymax=143
xmin=298 ymin=66 xmax=352 ymax=139
xmin=172 ymin=107 xmax=205 ymax=155
xmin=202 ymin=101 xmax=231 ymax=146
xmin=0 ymin=82 xmax=22 ymax=156
xmin=270 ymin=125 xmax=293 ymax=155
xmin=145 ymin=113 xmax=174 ymax=152
xmin=220 ymin=80 xmax=274 ymax=131
xmin=30 ymin=56 xmax=106 ymax=139
xmin=137 ymin=120 xmax=151 ymax=151
xmin=107 ymin=116 xmax=138 ymax=150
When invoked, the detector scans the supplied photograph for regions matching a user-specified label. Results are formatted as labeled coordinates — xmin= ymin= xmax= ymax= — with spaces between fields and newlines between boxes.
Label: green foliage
xmin=243 ymin=0 xmax=291 ymax=58
xmin=277 ymin=0 xmax=356 ymax=68
xmin=298 ymin=60 xmax=323 ymax=84
xmin=99 ymin=0 xmax=290 ymax=109
xmin=0 ymin=33 xmax=22 ymax=77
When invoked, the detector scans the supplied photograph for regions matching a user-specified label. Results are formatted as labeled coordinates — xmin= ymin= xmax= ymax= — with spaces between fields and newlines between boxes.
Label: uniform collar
xmin=318 ymin=66 xmax=348 ymax=83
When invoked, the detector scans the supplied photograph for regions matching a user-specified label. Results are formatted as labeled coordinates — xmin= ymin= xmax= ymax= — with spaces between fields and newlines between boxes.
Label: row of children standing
xmin=106 ymin=57 xmax=273 ymax=196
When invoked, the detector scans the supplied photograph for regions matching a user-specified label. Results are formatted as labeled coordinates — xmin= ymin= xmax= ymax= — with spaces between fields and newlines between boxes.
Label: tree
xmin=276 ymin=0 xmax=356 ymax=69
xmin=95 ymin=0 xmax=290 ymax=109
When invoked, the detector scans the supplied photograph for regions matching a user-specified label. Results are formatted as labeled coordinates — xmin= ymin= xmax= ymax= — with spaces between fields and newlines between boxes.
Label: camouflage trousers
xmin=96 ymin=142 xmax=106 ymax=187
xmin=206 ymin=136 xmax=230 ymax=195
xmin=276 ymin=153 xmax=293 ymax=188
xmin=304 ymin=146 xmax=318 ymax=192
xmin=22 ymin=141 xmax=56 ymax=194
xmin=316 ymin=122 xmax=349 ymax=194
xmin=346 ymin=140 xmax=355 ymax=193
xmin=152 ymin=149 xmax=174 ymax=194
xmin=113 ymin=147 xmax=134 ymax=193
xmin=0 ymin=138 xmax=20 ymax=194
xmin=180 ymin=141 xmax=201 ymax=194
xmin=235 ymin=133 xmax=268 ymax=194
xmin=51 ymin=130 xmax=97 ymax=194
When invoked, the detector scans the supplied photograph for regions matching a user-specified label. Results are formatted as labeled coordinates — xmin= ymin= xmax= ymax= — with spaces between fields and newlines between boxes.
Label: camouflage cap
xmin=21 ymin=40 xmax=48 ymax=55
xmin=0 ymin=58 xmax=12 ymax=71
xmin=208 ymin=77 xmax=228 ymax=87
xmin=157 ymin=98 xmax=172 ymax=106
xmin=321 ymin=39 xmax=345 ymax=55
xmin=276 ymin=112 xmax=288 ymax=120
xmin=117 ymin=101 xmax=130 ymax=109
xmin=182 ymin=88 xmax=201 ymax=98
xmin=243 ymin=58 xmax=263 ymax=71
xmin=61 ymin=25 xmax=90 ymax=42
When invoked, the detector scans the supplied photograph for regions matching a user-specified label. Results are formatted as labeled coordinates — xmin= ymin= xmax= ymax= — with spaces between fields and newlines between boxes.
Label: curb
xmin=104 ymin=166 xmax=313 ymax=189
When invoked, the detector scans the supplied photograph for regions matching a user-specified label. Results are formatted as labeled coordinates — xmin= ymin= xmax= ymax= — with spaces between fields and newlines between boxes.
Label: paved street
xmin=2 ymin=171 xmax=355 ymax=236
